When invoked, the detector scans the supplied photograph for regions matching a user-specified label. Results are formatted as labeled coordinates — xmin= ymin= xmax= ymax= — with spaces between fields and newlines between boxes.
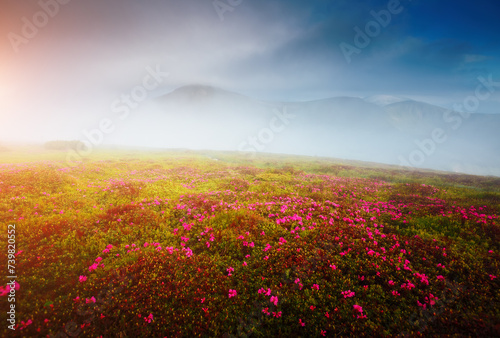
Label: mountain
xmin=364 ymin=95 xmax=408 ymax=107
xmin=110 ymin=84 xmax=500 ymax=176
xmin=160 ymin=84 xmax=246 ymax=103
xmin=383 ymin=100 xmax=451 ymax=136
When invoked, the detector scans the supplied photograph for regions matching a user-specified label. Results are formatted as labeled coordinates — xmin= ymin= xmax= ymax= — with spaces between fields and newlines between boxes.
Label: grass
xmin=0 ymin=147 xmax=499 ymax=337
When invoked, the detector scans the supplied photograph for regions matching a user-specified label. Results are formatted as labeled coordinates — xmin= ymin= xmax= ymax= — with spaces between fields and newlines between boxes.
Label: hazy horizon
xmin=1 ymin=0 xmax=499 ymax=175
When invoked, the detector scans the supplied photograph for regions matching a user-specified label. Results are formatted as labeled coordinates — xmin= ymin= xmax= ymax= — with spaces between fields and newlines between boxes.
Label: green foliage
xmin=0 ymin=150 xmax=499 ymax=336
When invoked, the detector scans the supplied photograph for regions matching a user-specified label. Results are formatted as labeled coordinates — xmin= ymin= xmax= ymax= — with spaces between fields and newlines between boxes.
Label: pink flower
xmin=353 ymin=304 xmax=363 ymax=313
xmin=143 ymin=313 xmax=154 ymax=323
xmin=79 ymin=275 xmax=87 ymax=283
xmin=426 ymin=293 xmax=438 ymax=306
xmin=0 ymin=287 xmax=8 ymax=297
xmin=21 ymin=319 xmax=32 ymax=328
xmin=228 ymin=289 xmax=237 ymax=298
xmin=299 ymin=318 xmax=305 ymax=326
xmin=341 ymin=290 xmax=355 ymax=298
xmin=330 ymin=264 xmax=337 ymax=270
xmin=88 ymin=263 xmax=99 ymax=272
xmin=270 ymin=296 xmax=278 ymax=306
xmin=312 ymin=284 xmax=319 ymax=291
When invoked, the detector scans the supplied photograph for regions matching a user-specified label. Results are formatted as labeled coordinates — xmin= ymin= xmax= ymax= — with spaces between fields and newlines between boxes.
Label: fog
xmin=1 ymin=0 xmax=499 ymax=175
xmin=97 ymin=84 xmax=499 ymax=176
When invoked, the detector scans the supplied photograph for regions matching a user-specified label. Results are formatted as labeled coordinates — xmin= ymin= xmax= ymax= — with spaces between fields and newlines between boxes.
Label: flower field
xmin=0 ymin=150 xmax=499 ymax=337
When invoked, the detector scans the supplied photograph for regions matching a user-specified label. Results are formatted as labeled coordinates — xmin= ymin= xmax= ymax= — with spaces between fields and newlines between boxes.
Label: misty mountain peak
xmin=160 ymin=84 xmax=249 ymax=105
xmin=364 ymin=95 xmax=408 ymax=107
xmin=171 ymin=84 xmax=217 ymax=100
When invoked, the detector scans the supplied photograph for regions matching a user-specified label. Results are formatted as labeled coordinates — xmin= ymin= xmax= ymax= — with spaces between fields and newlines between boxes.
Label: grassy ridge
xmin=0 ymin=149 xmax=499 ymax=337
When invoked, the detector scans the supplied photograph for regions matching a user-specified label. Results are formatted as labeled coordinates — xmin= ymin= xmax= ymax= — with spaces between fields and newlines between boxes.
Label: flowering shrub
xmin=0 ymin=155 xmax=499 ymax=336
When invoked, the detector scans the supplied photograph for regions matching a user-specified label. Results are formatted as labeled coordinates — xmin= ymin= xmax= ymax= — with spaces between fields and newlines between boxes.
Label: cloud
xmin=0 ymin=0 xmax=499 ymax=143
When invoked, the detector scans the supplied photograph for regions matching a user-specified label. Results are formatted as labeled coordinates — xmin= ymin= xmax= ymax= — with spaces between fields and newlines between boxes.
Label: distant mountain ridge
xmin=364 ymin=95 xmax=408 ymax=106
xmin=161 ymin=84 xmax=249 ymax=104
xmin=112 ymin=84 xmax=500 ymax=176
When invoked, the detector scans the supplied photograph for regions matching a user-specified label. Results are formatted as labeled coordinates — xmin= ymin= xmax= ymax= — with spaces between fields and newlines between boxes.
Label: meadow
xmin=0 ymin=147 xmax=499 ymax=337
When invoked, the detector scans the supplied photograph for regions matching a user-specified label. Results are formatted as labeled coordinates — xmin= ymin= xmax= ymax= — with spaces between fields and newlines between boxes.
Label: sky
xmin=1 ymin=0 xmax=500 ymax=144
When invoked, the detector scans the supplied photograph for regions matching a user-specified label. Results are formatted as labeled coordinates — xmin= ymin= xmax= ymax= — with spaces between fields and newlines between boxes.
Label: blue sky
xmin=1 ymin=0 xmax=499 ymax=142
